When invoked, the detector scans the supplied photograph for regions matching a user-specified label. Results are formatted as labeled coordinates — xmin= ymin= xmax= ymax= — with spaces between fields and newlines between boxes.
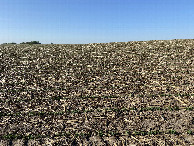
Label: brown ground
xmin=0 ymin=39 xmax=193 ymax=145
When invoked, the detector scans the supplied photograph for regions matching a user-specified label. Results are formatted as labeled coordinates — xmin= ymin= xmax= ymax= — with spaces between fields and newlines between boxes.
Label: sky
xmin=0 ymin=0 xmax=194 ymax=44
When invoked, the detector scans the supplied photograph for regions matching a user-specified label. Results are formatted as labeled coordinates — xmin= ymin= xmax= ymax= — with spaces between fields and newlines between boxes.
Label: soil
xmin=0 ymin=39 xmax=193 ymax=145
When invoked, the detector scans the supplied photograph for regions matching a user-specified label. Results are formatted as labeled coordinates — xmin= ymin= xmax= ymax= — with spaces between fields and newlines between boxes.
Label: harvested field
xmin=0 ymin=39 xmax=193 ymax=145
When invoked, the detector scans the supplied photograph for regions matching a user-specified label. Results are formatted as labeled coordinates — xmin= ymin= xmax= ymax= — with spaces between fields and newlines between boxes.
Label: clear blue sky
xmin=0 ymin=0 xmax=194 ymax=44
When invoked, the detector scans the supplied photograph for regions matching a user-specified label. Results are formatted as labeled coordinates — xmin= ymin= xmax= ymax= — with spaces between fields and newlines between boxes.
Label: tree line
xmin=1 ymin=41 xmax=41 ymax=45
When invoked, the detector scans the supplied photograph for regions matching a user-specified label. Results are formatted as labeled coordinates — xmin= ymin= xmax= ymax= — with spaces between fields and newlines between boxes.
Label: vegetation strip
xmin=0 ymin=106 xmax=193 ymax=117
xmin=0 ymin=130 xmax=193 ymax=140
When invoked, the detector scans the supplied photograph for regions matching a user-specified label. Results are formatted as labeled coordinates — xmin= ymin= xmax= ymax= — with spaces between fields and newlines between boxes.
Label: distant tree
xmin=51 ymin=42 xmax=53 ymax=44
xmin=10 ymin=42 xmax=17 ymax=44
xmin=31 ymin=41 xmax=41 ymax=44
xmin=20 ymin=41 xmax=41 ymax=44
xmin=1 ymin=42 xmax=17 ymax=45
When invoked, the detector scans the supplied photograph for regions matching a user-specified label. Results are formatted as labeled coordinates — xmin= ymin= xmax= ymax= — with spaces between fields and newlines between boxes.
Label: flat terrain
xmin=0 ymin=39 xmax=193 ymax=145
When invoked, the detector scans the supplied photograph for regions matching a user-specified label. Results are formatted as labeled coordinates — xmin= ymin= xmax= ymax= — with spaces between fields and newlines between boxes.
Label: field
xmin=0 ymin=39 xmax=193 ymax=145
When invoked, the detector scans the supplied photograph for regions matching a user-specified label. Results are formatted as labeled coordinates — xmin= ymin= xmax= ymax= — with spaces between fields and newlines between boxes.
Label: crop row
xmin=1 ymin=129 xmax=193 ymax=140
xmin=0 ymin=93 xmax=193 ymax=103
xmin=0 ymin=106 xmax=193 ymax=117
